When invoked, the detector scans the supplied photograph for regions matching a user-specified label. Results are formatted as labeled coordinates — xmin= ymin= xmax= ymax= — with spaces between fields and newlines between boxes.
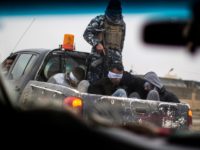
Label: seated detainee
xmin=144 ymin=71 xmax=180 ymax=103
xmin=88 ymin=63 xmax=127 ymax=97
xmin=47 ymin=66 xmax=88 ymax=91
xmin=119 ymin=71 xmax=148 ymax=99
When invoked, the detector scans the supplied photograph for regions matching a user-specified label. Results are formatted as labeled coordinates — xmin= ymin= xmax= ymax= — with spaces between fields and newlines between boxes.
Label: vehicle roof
xmin=13 ymin=48 xmax=51 ymax=55
xmin=13 ymin=48 xmax=90 ymax=55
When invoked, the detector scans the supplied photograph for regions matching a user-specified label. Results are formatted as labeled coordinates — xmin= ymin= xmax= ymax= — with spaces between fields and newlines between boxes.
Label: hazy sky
xmin=0 ymin=14 xmax=200 ymax=81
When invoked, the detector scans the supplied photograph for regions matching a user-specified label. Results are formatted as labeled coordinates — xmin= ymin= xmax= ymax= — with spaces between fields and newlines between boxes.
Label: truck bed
xmin=19 ymin=81 xmax=191 ymax=130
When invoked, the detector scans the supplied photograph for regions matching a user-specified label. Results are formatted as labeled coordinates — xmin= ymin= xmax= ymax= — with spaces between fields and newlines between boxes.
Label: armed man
xmin=83 ymin=0 xmax=126 ymax=84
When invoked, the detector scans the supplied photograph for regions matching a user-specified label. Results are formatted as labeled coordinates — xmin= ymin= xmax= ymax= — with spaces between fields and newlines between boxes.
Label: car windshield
xmin=0 ymin=0 xmax=200 ymax=139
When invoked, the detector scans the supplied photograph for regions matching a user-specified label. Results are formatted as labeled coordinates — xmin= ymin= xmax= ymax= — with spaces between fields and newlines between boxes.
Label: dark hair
xmin=110 ymin=63 xmax=124 ymax=71
xmin=72 ymin=66 xmax=85 ymax=81
xmin=7 ymin=54 xmax=16 ymax=60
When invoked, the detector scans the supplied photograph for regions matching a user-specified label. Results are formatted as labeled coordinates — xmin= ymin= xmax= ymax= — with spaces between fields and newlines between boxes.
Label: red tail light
xmin=63 ymin=96 xmax=83 ymax=113
xmin=157 ymin=128 xmax=172 ymax=136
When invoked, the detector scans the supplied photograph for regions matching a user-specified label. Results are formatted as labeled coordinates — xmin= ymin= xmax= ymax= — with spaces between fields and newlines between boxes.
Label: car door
xmin=8 ymin=52 xmax=38 ymax=99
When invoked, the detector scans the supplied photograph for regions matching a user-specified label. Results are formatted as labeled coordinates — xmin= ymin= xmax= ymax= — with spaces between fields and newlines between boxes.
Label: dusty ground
xmin=191 ymin=109 xmax=200 ymax=131
xmin=180 ymin=100 xmax=200 ymax=131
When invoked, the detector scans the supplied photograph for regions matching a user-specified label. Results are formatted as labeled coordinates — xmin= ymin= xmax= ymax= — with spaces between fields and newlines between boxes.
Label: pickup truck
xmin=2 ymin=47 xmax=192 ymax=130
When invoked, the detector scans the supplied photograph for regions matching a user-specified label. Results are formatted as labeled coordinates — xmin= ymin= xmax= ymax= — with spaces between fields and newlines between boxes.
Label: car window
xmin=10 ymin=54 xmax=33 ymax=80
xmin=37 ymin=51 xmax=87 ymax=82
xmin=42 ymin=55 xmax=61 ymax=81
xmin=62 ymin=57 xmax=78 ymax=73
xmin=62 ymin=55 xmax=86 ymax=73
xmin=23 ymin=55 xmax=37 ymax=74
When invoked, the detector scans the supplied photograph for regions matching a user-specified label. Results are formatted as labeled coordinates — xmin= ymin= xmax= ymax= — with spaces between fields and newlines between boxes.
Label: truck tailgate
xmin=19 ymin=81 xmax=191 ymax=130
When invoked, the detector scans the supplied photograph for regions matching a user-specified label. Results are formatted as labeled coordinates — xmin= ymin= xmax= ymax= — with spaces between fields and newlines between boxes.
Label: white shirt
xmin=47 ymin=73 xmax=71 ymax=87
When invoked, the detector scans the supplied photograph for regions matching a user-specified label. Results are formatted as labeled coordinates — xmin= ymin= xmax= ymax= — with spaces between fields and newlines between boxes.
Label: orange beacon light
xmin=62 ymin=34 xmax=75 ymax=51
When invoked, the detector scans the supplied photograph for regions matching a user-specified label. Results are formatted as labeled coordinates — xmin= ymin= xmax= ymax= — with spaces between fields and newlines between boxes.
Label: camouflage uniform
xmin=83 ymin=15 xmax=126 ymax=84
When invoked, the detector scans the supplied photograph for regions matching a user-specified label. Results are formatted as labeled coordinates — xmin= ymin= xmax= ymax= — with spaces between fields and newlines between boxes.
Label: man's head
xmin=105 ymin=0 xmax=122 ymax=22
xmin=66 ymin=66 xmax=85 ymax=87
xmin=3 ymin=56 xmax=15 ymax=72
xmin=5 ymin=59 xmax=13 ymax=71
xmin=108 ymin=63 xmax=124 ymax=86
xmin=144 ymin=81 xmax=154 ymax=91
xmin=144 ymin=71 xmax=163 ymax=91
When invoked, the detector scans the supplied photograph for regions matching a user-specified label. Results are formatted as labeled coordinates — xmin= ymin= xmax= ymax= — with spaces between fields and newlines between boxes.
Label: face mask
xmin=108 ymin=71 xmax=123 ymax=79
xmin=105 ymin=14 xmax=122 ymax=24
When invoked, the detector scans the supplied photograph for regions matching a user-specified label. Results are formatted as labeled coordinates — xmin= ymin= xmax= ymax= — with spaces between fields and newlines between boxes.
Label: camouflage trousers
xmin=106 ymin=49 xmax=122 ymax=68
xmin=87 ymin=49 xmax=122 ymax=84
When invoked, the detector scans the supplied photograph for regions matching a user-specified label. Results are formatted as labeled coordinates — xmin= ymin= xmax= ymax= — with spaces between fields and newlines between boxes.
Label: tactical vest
xmin=102 ymin=19 xmax=124 ymax=51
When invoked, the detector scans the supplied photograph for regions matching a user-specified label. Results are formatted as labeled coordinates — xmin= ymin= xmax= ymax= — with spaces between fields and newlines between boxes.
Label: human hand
xmin=95 ymin=43 xmax=105 ymax=55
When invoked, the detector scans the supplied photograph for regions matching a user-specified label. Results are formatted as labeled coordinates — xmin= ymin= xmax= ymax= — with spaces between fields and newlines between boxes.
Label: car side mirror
xmin=142 ymin=20 xmax=187 ymax=47
xmin=142 ymin=1 xmax=200 ymax=54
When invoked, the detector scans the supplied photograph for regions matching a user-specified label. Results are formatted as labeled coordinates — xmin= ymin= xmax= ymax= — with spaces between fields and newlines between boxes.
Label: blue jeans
xmin=112 ymin=88 xmax=127 ymax=98
xmin=147 ymin=90 xmax=160 ymax=101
